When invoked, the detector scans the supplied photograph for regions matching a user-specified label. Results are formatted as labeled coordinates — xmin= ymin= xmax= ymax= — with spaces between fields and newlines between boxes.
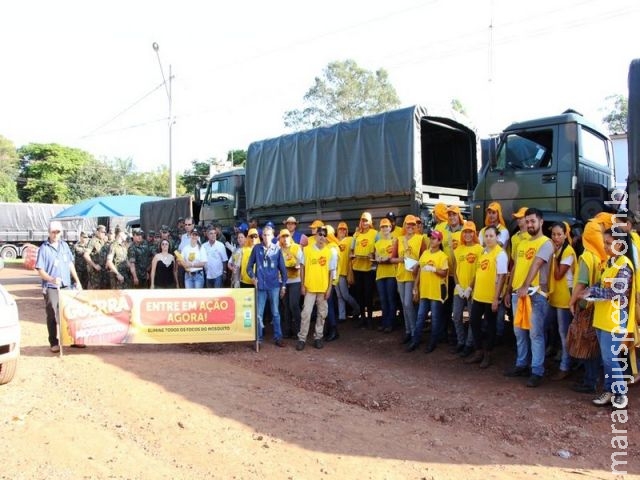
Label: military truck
xmin=199 ymin=105 xmax=478 ymax=232
xmin=471 ymin=109 xmax=615 ymax=230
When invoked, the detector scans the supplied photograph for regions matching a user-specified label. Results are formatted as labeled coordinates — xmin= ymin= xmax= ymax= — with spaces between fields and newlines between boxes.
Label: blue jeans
xmin=413 ymin=299 xmax=443 ymax=348
xmin=596 ymin=327 xmax=629 ymax=394
xmin=206 ymin=275 xmax=223 ymax=288
xmin=336 ymin=276 xmax=359 ymax=320
xmin=184 ymin=270 xmax=204 ymax=289
xmin=376 ymin=277 xmax=397 ymax=329
xmin=548 ymin=306 xmax=572 ymax=371
xmin=452 ymin=295 xmax=473 ymax=347
xmin=397 ymin=281 xmax=416 ymax=335
xmin=512 ymin=292 xmax=549 ymax=376
xmin=257 ymin=287 xmax=282 ymax=342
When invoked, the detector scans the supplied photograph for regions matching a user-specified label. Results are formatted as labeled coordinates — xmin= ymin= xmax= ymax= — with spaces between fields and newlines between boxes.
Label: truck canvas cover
xmin=246 ymin=105 xmax=477 ymax=210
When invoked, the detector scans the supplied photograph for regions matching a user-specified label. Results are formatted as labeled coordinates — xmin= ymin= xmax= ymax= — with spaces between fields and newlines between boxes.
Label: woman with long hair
xmin=150 ymin=239 xmax=178 ymax=289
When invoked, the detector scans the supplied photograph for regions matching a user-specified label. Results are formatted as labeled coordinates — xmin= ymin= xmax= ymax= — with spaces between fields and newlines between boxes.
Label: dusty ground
xmin=0 ymin=263 xmax=638 ymax=480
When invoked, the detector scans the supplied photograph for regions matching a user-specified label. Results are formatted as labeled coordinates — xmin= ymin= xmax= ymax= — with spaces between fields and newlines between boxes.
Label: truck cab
xmin=472 ymin=110 xmax=614 ymax=230
xmin=198 ymin=168 xmax=246 ymax=234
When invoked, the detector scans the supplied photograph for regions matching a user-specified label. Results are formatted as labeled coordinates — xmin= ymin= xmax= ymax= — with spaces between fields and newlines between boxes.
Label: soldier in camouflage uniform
xmin=128 ymin=229 xmax=150 ymax=288
xmin=146 ymin=230 xmax=158 ymax=263
xmin=74 ymin=232 xmax=90 ymax=289
xmin=83 ymin=225 xmax=107 ymax=289
xmin=106 ymin=231 xmax=132 ymax=289
xmin=99 ymin=232 xmax=115 ymax=288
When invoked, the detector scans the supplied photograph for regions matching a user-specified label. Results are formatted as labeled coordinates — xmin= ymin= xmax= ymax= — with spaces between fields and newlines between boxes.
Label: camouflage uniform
xmin=85 ymin=236 xmax=106 ymax=289
xmin=74 ymin=237 xmax=90 ymax=289
xmin=128 ymin=240 xmax=150 ymax=288
xmin=108 ymin=241 xmax=131 ymax=289
xmin=99 ymin=240 xmax=113 ymax=289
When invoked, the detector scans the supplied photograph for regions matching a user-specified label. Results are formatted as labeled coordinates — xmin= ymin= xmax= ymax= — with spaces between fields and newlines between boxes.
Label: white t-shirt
xmin=203 ymin=241 xmax=228 ymax=279
xmin=181 ymin=243 xmax=207 ymax=272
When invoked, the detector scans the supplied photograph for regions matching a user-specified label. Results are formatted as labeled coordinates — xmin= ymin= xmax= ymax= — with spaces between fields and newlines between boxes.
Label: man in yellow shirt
xmin=505 ymin=208 xmax=554 ymax=388
xmin=297 ymin=226 xmax=338 ymax=350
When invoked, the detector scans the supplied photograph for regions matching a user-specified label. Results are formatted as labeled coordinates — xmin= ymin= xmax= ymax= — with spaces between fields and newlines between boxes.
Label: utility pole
xmin=152 ymin=42 xmax=176 ymax=198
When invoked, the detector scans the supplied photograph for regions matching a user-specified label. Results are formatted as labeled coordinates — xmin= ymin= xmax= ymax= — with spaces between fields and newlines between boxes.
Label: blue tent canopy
xmin=53 ymin=195 xmax=164 ymax=219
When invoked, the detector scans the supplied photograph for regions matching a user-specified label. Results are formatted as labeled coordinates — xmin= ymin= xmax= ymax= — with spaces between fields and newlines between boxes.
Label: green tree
xmin=179 ymin=159 xmax=215 ymax=197
xmin=227 ymin=149 xmax=247 ymax=167
xmin=283 ymin=59 xmax=401 ymax=131
xmin=0 ymin=135 xmax=20 ymax=202
xmin=601 ymin=94 xmax=628 ymax=134
xmin=451 ymin=98 xmax=467 ymax=116
xmin=18 ymin=143 xmax=95 ymax=203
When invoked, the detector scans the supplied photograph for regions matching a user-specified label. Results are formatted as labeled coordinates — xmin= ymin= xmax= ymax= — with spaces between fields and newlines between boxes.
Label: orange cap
xmin=461 ymin=220 xmax=477 ymax=232
xmin=380 ymin=218 xmax=392 ymax=228
xmin=512 ymin=207 xmax=528 ymax=219
xmin=310 ymin=220 xmax=324 ymax=228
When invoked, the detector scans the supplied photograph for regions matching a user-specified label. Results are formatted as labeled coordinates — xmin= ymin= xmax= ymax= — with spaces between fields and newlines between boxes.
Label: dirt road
xmin=0 ymin=264 xmax=637 ymax=479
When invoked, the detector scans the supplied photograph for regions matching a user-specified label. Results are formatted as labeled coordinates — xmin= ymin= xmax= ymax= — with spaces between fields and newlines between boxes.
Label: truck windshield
xmin=495 ymin=130 xmax=553 ymax=170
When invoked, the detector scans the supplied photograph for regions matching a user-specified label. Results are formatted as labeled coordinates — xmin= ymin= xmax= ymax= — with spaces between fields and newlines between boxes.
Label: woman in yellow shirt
xmin=407 ymin=230 xmax=449 ymax=353
xmin=374 ymin=218 xmax=397 ymax=332
xmin=547 ymin=222 xmax=576 ymax=380
xmin=465 ymin=226 xmax=508 ymax=368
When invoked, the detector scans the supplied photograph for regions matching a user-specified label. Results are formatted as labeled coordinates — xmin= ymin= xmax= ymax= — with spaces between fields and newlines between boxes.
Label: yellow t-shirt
xmin=240 ymin=245 xmax=254 ymax=284
xmin=303 ymin=244 xmax=331 ymax=293
xmin=418 ymin=249 xmax=449 ymax=301
xmin=337 ymin=236 xmax=352 ymax=277
xmin=442 ymin=228 xmax=462 ymax=275
xmin=374 ymin=237 xmax=397 ymax=280
xmin=396 ymin=234 xmax=424 ymax=282
xmin=512 ymin=235 xmax=551 ymax=289
xmin=510 ymin=230 xmax=531 ymax=261
xmin=548 ymin=245 xmax=576 ymax=308
xmin=454 ymin=243 xmax=483 ymax=288
xmin=351 ymin=228 xmax=378 ymax=272
xmin=282 ymin=243 xmax=302 ymax=282
xmin=593 ymin=255 xmax=636 ymax=333
xmin=391 ymin=225 xmax=403 ymax=239
xmin=473 ymin=245 xmax=506 ymax=304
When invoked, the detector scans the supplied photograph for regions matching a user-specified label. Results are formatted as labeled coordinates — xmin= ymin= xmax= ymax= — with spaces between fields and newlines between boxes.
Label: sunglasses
xmin=249 ymin=234 xmax=258 ymax=238
xmin=317 ymin=232 xmax=327 ymax=237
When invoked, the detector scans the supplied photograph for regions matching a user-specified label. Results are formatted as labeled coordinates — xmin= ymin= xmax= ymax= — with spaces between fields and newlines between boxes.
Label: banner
xmin=59 ymin=288 xmax=256 ymax=346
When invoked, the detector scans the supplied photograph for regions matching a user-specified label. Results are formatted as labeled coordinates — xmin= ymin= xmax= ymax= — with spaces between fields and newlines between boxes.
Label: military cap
xmin=96 ymin=225 xmax=107 ymax=232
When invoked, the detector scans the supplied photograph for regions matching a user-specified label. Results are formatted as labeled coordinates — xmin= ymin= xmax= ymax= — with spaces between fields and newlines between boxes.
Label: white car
xmin=0 ymin=259 xmax=20 ymax=384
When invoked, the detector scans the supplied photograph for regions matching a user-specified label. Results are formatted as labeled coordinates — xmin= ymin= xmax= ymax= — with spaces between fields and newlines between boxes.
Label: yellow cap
xmin=512 ymin=207 xmax=528 ymax=219
xmin=310 ymin=220 xmax=324 ymax=228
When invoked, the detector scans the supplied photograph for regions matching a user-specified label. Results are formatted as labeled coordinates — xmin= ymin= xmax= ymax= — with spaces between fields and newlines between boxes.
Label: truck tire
xmin=0 ymin=245 xmax=19 ymax=260
xmin=0 ymin=359 xmax=17 ymax=385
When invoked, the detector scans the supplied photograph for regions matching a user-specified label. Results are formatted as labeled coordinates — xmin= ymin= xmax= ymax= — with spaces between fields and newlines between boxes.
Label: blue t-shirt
xmin=35 ymin=239 xmax=74 ymax=288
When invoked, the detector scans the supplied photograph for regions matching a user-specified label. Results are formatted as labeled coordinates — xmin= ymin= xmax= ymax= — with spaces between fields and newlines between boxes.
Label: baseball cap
xmin=429 ymin=230 xmax=443 ymax=241
xmin=403 ymin=215 xmax=418 ymax=225
xmin=337 ymin=221 xmax=348 ymax=231
xmin=385 ymin=212 xmax=396 ymax=220
xmin=446 ymin=205 xmax=461 ymax=215
xmin=380 ymin=218 xmax=392 ymax=228
xmin=512 ymin=207 xmax=528 ymax=219
xmin=279 ymin=229 xmax=290 ymax=238
xmin=49 ymin=220 xmax=64 ymax=233
xmin=360 ymin=212 xmax=372 ymax=222
xmin=486 ymin=202 xmax=501 ymax=212
xmin=248 ymin=228 xmax=259 ymax=237
xmin=284 ymin=216 xmax=297 ymax=224
xmin=461 ymin=220 xmax=477 ymax=232
xmin=310 ymin=220 xmax=324 ymax=228
xmin=265 ymin=220 xmax=275 ymax=228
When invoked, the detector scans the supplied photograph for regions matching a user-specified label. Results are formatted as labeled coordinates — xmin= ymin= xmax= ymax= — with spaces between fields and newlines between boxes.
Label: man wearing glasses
xmin=297 ymin=226 xmax=337 ymax=350
xmin=35 ymin=220 xmax=83 ymax=352
xmin=177 ymin=217 xmax=197 ymax=288
xmin=246 ymin=226 xmax=288 ymax=346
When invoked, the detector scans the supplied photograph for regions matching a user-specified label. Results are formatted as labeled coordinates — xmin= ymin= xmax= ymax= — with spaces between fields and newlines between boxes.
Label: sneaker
xmin=592 ymin=392 xmax=613 ymax=406
xmin=405 ymin=342 xmax=419 ymax=353
xmin=611 ymin=394 xmax=628 ymax=409
xmin=295 ymin=340 xmax=305 ymax=351
xmin=313 ymin=339 xmax=324 ymax=349
xmin=504 ymin=365 xmax=529 ymax=377
xmin=274 ymin=338 xmax=285 ymax=347
xmin=70 ymin=343 xmax=86 ymax=349
xmin=50 ymin=345 xmax=60 ymax=353
xmin=526 ymin=374 xmax=543 ymax=388
xmin=458 ymin=346 xmax=473 ymax=358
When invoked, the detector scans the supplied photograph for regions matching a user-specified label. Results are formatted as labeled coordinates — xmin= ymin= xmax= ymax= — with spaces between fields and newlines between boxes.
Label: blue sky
xmin=1 ymin=0 xmax=638 ymax=173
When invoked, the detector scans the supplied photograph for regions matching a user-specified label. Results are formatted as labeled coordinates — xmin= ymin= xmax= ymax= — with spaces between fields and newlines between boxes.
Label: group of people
xmin=34 ymin=203 xmax=639 ymax=409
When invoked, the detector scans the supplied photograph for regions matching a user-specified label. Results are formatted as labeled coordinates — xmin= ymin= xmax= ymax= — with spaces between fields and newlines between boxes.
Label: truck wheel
xmin=0 ymin=246 xmax=18 ymax=260
xmin=0 ymin=359 xmax=17 ymax=385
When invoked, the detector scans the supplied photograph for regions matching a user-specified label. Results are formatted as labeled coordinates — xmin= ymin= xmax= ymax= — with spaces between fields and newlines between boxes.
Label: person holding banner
xmin=246 ymin=225 xmax=288 ymax=346
xmin=35 ymin=220 xmax=83 ymax=353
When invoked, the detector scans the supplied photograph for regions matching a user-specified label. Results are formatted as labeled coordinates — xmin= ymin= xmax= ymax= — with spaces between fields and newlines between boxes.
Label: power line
xmin=80 ymin=81 xmax=166 ymax=139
